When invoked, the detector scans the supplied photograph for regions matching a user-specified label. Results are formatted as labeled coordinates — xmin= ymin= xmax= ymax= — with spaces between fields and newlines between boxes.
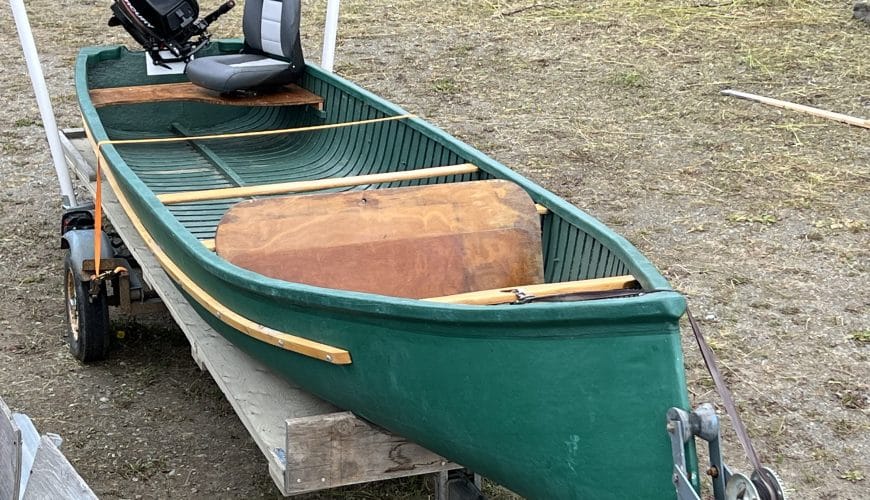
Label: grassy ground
xmin=0 ymin=0 xmax=867 ymax=498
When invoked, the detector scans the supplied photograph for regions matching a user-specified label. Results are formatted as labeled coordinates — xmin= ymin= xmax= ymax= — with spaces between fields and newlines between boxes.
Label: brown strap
xmin=686 ymin=307 xmax=776 ymax=498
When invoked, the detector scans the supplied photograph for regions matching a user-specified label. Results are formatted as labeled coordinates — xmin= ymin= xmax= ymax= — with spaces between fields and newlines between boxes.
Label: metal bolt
xmin=672 ymin=473 xmax=679 ymax=484
xmin=326 ymin=354 xmax=333 ymax=362
xmin=707 ymin=466 xmax=719 ymax=478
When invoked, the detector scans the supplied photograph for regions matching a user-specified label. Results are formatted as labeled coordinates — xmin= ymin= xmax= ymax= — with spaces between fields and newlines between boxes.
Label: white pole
xmin=10 ymin=0 xmax=77 ymax=208
xmin=321 ymin=0 xmax=341 ymax=72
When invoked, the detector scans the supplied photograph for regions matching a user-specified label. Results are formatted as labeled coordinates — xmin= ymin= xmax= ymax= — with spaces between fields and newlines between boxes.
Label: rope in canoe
xmin=99 ymin=113 xmax=415 ymax=146
xmin=89 ymin=113 xmax=415 ymax=275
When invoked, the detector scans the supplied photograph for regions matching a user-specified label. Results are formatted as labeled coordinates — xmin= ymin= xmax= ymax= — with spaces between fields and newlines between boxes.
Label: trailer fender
xmin=61 ymin=229 xmax=114 ymax=279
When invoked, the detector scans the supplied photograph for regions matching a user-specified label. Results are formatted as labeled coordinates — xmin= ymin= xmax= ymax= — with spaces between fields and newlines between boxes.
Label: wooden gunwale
xmin=85 ymin=128 xmax=352 ymax=365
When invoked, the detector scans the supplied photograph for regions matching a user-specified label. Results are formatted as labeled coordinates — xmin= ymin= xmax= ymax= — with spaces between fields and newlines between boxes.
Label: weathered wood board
xmin=216 ymin=180 xmax=544 ymax=298
xmin=0 ymin=397 xmax=22 ymax=500
xmin=89 ymin=82 xmax=323 ymax=108
xmin=21 ymin=436 xmax=97 ymax=500
xmin=285 ymin=412 xmax=460 ymax=494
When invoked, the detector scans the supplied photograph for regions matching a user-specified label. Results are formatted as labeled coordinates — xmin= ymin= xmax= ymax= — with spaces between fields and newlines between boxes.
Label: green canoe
xmin=76 ymin=42 xmax=696 ymax=499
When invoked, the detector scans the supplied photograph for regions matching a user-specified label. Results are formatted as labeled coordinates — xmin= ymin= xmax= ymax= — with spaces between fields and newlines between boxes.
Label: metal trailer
xmin=55 ymin=128 xmax=483 ymax=498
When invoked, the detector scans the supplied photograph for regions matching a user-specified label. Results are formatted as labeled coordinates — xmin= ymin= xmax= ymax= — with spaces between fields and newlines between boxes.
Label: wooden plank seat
xmin=215 ymin=180 xmax=545 ymax=299
xmin=89 ymin=82 xmax=324 ymax=108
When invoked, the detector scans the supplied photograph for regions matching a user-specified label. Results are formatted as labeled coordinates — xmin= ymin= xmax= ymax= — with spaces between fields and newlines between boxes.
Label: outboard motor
xmin=108 ymin=0 xmax=235 ymax=66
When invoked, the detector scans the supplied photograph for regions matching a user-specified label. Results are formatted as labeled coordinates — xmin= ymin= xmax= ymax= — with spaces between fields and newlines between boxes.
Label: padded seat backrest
xmin=185 ymin=0 xmax=304 ymax=92
xmin=215 ymin=180 xmax=545 ymax=299
xmin=243 ymin=0 xmax=302 ymax=60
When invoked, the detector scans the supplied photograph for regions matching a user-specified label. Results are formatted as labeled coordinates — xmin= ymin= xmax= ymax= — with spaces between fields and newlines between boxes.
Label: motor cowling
xmin=108 ymin=0 xmax=234 ymax=65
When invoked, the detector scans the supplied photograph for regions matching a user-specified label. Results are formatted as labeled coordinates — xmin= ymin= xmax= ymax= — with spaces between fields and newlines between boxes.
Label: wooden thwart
xmin=216 ymin=180 xmax=544 ymax=299
xmin=158 ymin=163 xmax=480 ymax=204
xmin=426 ymin=275 xmax=639 ymax=305
xmin=89 ymin=82 xmax=324 ymax=109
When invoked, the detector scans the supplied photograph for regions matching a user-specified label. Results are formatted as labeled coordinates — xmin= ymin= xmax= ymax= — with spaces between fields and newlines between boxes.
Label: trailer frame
xmin=58 ymin=128 xmax=481 ymax=498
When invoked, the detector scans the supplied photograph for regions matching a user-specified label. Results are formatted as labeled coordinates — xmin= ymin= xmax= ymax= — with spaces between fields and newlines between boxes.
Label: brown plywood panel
xmin=216 ymin=180 xmax=544 ymax=298
xmin=89 ymin=82 xmax=323 ymax=108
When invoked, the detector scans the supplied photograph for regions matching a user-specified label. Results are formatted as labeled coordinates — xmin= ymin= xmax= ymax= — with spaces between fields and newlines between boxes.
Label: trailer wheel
xmin=63 ymin=253 xmax=110 ymax=362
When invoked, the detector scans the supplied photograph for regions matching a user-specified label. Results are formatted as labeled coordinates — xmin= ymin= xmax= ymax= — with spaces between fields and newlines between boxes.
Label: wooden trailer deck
xmin=59 ymin=128 xmax=473 ymax=497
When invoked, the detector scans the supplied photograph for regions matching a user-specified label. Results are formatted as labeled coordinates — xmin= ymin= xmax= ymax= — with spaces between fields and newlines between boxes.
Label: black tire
xmin=63 ymin=253 xmax=110 ymax=362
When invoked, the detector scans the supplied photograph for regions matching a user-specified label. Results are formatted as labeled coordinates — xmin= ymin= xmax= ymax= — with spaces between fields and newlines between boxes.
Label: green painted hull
xmin=77 ymin=43 xmax=696 ymax=499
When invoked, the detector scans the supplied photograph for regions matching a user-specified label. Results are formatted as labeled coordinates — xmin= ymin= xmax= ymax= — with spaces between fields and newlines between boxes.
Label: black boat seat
xmin=186 ymin=0 xmax=304 ymax=93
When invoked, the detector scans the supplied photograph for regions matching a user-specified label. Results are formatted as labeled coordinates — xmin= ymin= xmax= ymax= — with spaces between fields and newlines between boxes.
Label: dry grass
xmin=0 ymin=0 xmax=867 ymax=498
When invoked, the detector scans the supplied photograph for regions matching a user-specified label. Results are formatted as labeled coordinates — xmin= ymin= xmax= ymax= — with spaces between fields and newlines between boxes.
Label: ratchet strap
xmin=686 ymin=306 xmax=777 ymax=498
xmin=93 ymin=153 xmax=103 ymax=277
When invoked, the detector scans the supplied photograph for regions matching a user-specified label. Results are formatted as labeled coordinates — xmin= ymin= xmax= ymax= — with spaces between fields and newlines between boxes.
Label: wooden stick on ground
xmin=721 ymin=89 xmax=870 ymax=130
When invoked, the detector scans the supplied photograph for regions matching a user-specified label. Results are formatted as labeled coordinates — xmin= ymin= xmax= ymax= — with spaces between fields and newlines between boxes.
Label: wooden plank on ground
xmin=285 ymin=412 xmax=459 ymax=494
xmin=89 ymin=82 xmax=323 ymax=109
xmin=0 ymin=397 xmax=21 ymax=500
xmin=20 ymin=436 xmax=96 ymax=500
xmin=216 ymin=180 xmax=544 ymax=298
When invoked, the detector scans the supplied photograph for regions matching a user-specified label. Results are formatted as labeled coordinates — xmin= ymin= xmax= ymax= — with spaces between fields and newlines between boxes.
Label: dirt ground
xmin=0 ymin=0 xmax=867 ymax=498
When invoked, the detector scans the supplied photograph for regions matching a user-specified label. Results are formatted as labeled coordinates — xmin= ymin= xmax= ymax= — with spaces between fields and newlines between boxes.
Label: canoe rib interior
xmin=95 ymin=68 xmax=631 ymax=286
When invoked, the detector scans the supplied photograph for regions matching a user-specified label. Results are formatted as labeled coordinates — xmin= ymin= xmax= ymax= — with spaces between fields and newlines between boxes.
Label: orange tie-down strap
xmin=89 ymin=113 xmax=415 ymax=275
